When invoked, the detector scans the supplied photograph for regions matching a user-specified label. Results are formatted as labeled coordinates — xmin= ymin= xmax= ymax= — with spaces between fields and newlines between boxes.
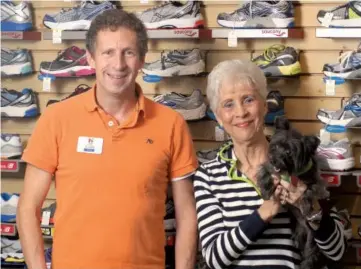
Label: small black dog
xmin=257 ymin=117 xmax=329 ymax=269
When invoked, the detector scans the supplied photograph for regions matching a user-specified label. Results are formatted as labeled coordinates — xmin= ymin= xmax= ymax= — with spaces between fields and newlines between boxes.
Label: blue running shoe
xmin=217 ymin=0 xmax=294 ymax=28
xmin=43 ymin=0 xmax=115 ymax=30
xmin=1 ymin=88 xmax=39 ymax=118
xmin=317 ymin=93 xmax=361 ymax=129
xmin=323 ymin=45 xmax=361 ymax=79
xmin=1 ymin=48 xmax=33 ymax=76
xmin=1 ymin=1 xmax=32 ymax=31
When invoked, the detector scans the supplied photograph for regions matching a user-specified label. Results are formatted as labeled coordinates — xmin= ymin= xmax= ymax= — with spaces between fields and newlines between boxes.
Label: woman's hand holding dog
xmin=279 ymin=177 xmax=307 ymax=210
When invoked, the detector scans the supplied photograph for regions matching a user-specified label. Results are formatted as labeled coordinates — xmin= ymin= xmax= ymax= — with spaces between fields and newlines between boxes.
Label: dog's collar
xmin=296 ymin=159 xmax=313 ymax=176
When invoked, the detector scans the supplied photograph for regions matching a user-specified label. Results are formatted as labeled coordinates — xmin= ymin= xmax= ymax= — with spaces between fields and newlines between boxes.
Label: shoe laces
xmin=338 ymin=42 xmax=361 ymax=69
xmin=261 ymin=44 xmax=286 ymax=61
xmin=60 ymin=0 xmax=94 ymax=13
xmin=142 ymin=1 xmax=172 ymax=13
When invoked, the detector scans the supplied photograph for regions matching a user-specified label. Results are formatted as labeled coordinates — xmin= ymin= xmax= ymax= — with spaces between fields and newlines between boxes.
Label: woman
xmin=193 ymin=60 xmax=346 ymax=269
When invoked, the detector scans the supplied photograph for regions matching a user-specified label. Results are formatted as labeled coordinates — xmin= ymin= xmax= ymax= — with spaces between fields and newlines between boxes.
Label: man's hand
xmin=172 ymin=177 xmax=198 ymax=269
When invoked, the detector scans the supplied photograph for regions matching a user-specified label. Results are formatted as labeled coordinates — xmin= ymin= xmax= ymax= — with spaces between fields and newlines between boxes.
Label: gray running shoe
xmin=137 ymin=0 xmax=204 ymax=29
xmin=143 ymin=49 xmax=205 ymax=77
xmin=1 ymin=88 xmax=39 ymax=118
xmin=252 ymin=44 xmax=301 ymax=77
xmin=317 ymin=93 xmax=361 ymax=127
xmin=153 ymin=89 xmax=207 ymax=120
xmin=217 ymin=0 xmax=294 ymax=28
xmin=1 ymin=1 xmax=32 ymax=31
xmin=316 ymin=138 xmax=355 ymax=171
xmin=197 ymin=148 xmax=219 ymax=163
xmin=43 ymin=0 xmax=114 ymax=30
xmin=1 ymin=134 xmax=22 ymax=159
xmin=1 ymin=238 xmax=22 ymax=256
xmin=323 ymin=46 xmax=361 ymax=79
xmin=1 ymin=48 xmax=32 ymax=76
xmin=317 ymin=1 xmax=361 ymax=28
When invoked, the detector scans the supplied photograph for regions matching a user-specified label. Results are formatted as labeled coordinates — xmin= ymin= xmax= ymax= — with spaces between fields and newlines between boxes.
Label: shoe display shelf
xmin=320 ymin=170 xmax=361 ymax=188
xmin=1 ymin=31 xmax=41 ymax=41
xmin=1 ymin=221 xmax=55 ymax=240
xmin=1 ymin=159 xmax=24 ymax=173
xmin=42 ymin=28 xmax=304 ymax=43
xmin=316 ymin=28 xmax=361 ymax=38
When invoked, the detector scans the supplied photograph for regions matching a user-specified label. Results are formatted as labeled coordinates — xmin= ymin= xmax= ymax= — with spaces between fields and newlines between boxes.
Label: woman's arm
xmin=193 ymin=166 xmax=281 ymax=269
xmin=311 ymin=208 xmax=347 ymax=261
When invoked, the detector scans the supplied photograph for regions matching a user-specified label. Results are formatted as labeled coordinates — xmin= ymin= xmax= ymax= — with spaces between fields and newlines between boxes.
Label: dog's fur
xmin=257 ymin=117 xmax=329 ymax=269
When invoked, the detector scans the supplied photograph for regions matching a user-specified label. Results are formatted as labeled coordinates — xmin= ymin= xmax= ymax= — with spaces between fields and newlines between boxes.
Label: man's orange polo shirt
xmin=22 ymin=84 xmax=198 ymax=269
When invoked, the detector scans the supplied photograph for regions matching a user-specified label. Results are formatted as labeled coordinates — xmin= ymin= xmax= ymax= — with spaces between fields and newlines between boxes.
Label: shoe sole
xmin=324 ymin=69 xmax=361 ymax=79
xmin=317 ymin=114 xmax=361 ymax=127
xmin=176 ymin=102 xmax=207 ymax=121
xmin=43 ymin=19 xmax=91 ymax=30
xmin=40 ymin=66 xmax=95 ymax=77
xmin=317 ymin=17 xmax=361 ymax=27
xmin=262 ymin=61 xmax=301 ymax=77
xmin=217 ymin=17 xmax=294 ymax=28
xmin=1 ymin=21 xmax=32 ymax=31
xmin=1 ymin=62 xmax=32 ymax=76
xmin=318 ymin=157 xmax=355 ymax=171
xmin=1 ymin=104 xmax=39 ymax=118
xmin=144 ymin=15 xmax=204 ymax=29
xmin=1 ymin=145 xmax=22 ymax=159
xmin=142 ymin=60 xmax=205 ymax=77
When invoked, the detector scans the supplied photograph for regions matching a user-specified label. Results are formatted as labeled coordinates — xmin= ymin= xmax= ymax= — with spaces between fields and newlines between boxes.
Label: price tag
xmin=52 ymin=29 xmax=62 ymax=44
xmin=228 ymin=31 xmax=237 ymax=47
xmin=43 ymin=77 xmax=52 ymax=92
xmin=322 ymin=12 xmax=334 ymax=27
xmin=325 ymin=79 xmax=335 ymax=96
xmin=215 ymin=126 xmax=225 ymax=141
xmin=320 ymin=128 xmax=330 ymax=144
xmin=320 ymin=174 xmax=341 ymax=187
xmin=41 ymin=211 xmax=51 ymax=226
xmin=1 ymin=223 xmax=16 ymax=236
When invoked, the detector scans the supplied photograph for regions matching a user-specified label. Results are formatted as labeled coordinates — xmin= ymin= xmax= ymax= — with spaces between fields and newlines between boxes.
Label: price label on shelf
xmin=325 ymin=79 xmax=335 ymax=96
xmin=228 ymin=31 xmax=237 ymax=47
xmin=41 ymin=211 xmax=51 ymax=226
xmin=43 ymin=77 xmax=52 ymax=92
xmin=320 ymin=174 xmax=341 ymax=187
xmin=52 ymin=29 xmax=62 ymax=44
xmin=41 ymin=226 xmax=54 ymax=237
xmin=1 ymin=160 xmax=19 ymax=172
xmin=322 ymin=12 xmax=334 ymax=27
xmin=1 ymin=223 xmax=16 ymax=236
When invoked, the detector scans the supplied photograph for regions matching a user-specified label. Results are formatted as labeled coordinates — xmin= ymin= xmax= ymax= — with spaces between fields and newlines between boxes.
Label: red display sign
xmin=1 ymin=160 xmax=19 ymax=172
xmin=357 ymin=175 xmax=361 ymax=188
xmin=1 ymin=31 xmax=23 ymax=40
xmin=320 ymin=174 xmax=341 ymax=187
xmin=1 ymin=223 xmax=16 ymax=236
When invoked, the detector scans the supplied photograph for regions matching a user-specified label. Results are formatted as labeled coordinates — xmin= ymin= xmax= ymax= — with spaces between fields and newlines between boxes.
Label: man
xmin=17 ymin=9 xmax=198 ymax=269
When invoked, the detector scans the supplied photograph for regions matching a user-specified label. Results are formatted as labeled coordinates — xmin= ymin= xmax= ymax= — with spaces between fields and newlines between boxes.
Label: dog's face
xmin=268 ymin=117 xmax=320 ymax=175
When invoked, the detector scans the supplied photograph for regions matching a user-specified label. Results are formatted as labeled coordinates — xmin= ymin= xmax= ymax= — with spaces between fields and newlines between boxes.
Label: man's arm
xmin=172 ymin=177 xmax=198 ymax=269
xmin=17 ymin=164 xmax=53 ymax=269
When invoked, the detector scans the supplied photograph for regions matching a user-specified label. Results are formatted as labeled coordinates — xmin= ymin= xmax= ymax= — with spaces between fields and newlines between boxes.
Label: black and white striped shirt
xmin=193 ymin=142 xmax=346 ymax=269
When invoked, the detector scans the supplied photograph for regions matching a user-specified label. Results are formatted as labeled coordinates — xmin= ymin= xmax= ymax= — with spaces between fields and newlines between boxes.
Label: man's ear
xmin=86 ymin=50 xmax=95 ymax=69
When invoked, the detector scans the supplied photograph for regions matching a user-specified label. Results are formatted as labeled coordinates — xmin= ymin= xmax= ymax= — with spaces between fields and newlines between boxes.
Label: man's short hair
xmin=86 ymin=9 xmax=148 ymax=59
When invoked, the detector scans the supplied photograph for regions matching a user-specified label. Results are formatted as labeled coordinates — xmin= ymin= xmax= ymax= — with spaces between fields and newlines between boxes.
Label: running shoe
xmin=317 ymin=93 xmax=361 ymax=128
xmin=265 ymin=90 xmax=285 ymax=124
xmin=252 ymin=44 xmax=301 ymax=77
xmin=41 ymin=202 xmax=56 ymax=225
xmin=43 ymin=0 xmax=114 ymax=30
xmin=1 ymin=134 xmax=22 ymax=159
xmin=164 ymin=198 xmax=175 ymax=232
xmin=1 ymin=88 xmax=39 ymax=118
xmin=143 ymin=49 xmax=205 ymax=77
xmin=217 ymin=0 xmax=294 ymax=28
xmin=1 ymin=193 xmax=19 ymax=223
xmin=137 ymin=0 xmax=204 ymax=29
xmin=323 ymin=46 xmax=361 ymax=79
xmin=1 ymin=1 xmax=32 ymax=31
xmin=197 ymin=148 xmax=218 ymax=163
xmin=317 ymin=1 xmax=361 ymax=28
xmin=40 ymin=46 xmax=95 ymax=77
xmin=1 ymin=48 xmax=33 ymax=76
xmin=153 ymin=89 xmax=207 ymax=120
xmin=316 ymin=138 xmax=355 ymax=171
xmin=47 ymin=84 xmax=91 ymax=106
xmin=1 ymin=238 xmax=22 ymax=257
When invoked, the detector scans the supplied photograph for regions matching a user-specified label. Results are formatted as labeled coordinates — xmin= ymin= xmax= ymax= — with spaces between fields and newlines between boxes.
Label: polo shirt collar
xmin=84 ymin=83 xmax=146 ymax=118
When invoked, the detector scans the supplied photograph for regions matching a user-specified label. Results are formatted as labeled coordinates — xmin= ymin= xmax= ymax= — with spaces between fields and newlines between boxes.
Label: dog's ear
xmin=274 ymin=116 xmax=290 ymax=130
xmin=302 ymin=135 xmax=320 ymax=155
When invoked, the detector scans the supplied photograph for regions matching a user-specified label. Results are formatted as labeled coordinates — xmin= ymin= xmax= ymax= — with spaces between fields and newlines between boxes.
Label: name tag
xmin=77 ymin=136 xmax=103 ymax=154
